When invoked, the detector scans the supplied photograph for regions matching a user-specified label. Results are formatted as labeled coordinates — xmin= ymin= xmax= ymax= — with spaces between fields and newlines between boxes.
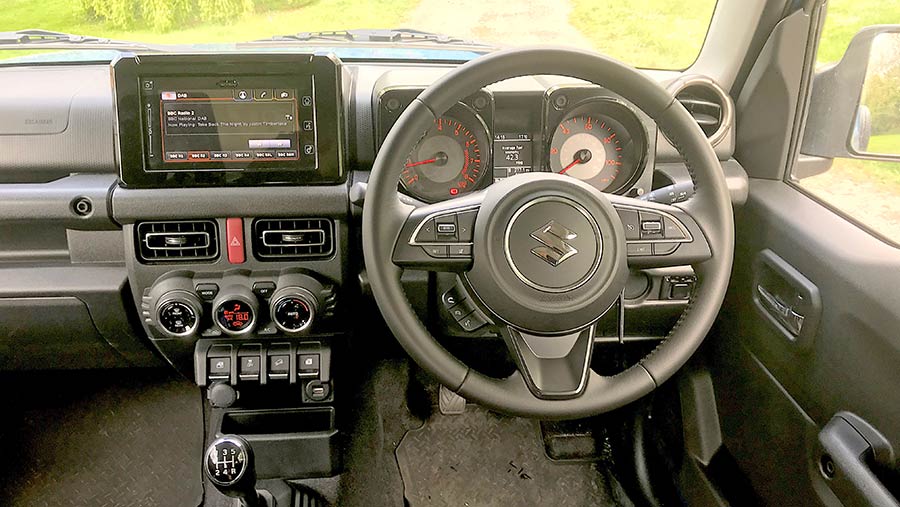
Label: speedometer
xmin=548 ymin=101 xmax=646 ymax=193
xmin=400 ymin=109 xmax=490 ymax=203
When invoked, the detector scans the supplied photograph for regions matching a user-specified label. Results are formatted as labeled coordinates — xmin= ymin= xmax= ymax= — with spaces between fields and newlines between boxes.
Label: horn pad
xmin=463 ymin=173 xmax=628 ymax=335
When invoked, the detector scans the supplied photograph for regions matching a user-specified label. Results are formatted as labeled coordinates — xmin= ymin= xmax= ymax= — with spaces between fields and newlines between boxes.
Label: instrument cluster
xmin=378 ymin=85 xmax=656 ymax=203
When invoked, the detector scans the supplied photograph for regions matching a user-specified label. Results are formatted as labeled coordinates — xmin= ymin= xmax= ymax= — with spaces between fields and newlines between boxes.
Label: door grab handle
xmin=756 ymin=284 xmax=805 ymax=336
xmin=819 ymin=413 xmax=898 ymax=507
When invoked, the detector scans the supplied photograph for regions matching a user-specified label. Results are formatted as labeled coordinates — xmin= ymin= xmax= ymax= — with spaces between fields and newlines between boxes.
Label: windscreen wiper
xmin=0 ymin=29 xmax=160 ymax=50
xmin=258 ymin=28 xmax=492 ymax=48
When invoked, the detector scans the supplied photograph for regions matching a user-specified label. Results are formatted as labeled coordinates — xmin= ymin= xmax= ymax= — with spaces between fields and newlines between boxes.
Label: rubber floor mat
xmin=395 ymin=407 xmax=616 ymax=506
xmin=0 ymin=369 xmax=204 ymax=507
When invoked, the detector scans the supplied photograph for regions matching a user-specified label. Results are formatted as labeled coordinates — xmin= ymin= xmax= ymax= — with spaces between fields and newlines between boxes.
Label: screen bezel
xmin=113 ymin=53 xmax=345 ymax=188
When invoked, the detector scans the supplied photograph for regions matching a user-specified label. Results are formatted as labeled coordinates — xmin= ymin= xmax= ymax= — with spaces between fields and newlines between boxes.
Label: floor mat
xmin=396 ymin=407 xmax=617 ymax=506
xmin=335 ymin=359 xmax=425 ymax=507
xmin=0 ymin=369 xmax=204 ymax=507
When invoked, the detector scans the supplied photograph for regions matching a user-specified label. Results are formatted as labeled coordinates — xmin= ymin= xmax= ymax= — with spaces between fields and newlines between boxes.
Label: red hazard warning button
xmin=226 ymin=218 xmax=245 ymax=264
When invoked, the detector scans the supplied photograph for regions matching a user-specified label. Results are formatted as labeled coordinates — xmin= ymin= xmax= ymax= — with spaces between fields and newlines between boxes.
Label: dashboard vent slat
xmin=252 ymin=218 xmax=335 ymax=261
xmin=136 ymin=220 xmax=219 ymax=263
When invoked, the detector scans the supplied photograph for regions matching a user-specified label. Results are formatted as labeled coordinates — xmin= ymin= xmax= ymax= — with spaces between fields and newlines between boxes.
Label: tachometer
xmin=548 ymin=101 xmax=646 ymax=193
xmin=401 ymin=110 xmax=490 ymax=202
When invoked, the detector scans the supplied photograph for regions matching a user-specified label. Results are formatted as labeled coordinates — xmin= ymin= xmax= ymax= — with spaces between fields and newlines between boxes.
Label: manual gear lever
xmin=204 ymin=435 xmax=263 ymax=507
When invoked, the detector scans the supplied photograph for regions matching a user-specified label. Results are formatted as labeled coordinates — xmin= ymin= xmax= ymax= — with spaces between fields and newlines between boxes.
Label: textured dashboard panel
xmin=0 ymin=65 xmax=115 ymax=180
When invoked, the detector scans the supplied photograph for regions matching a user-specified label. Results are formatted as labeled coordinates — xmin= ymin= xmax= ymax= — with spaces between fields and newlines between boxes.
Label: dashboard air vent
xmin=252 ymin=218 xmax=335 ymax=260
xmin=136 ymin=220 xmax=219 ymax=263
xmin=671 ymin=76 xmax=732 ymax=147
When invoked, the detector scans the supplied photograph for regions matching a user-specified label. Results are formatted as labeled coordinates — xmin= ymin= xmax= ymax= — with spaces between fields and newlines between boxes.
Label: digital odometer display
xmin=492 ymin=133 xmax=533 ymax=182
xmin=215 ymin=300 xmax=255 ymax=333
xmin=140 ymin=75 xmax=318 ymax=172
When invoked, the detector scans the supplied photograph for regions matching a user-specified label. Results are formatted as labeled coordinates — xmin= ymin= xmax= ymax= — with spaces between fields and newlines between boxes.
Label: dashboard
xmin=0 ymin=52 xmax=746 ymax=378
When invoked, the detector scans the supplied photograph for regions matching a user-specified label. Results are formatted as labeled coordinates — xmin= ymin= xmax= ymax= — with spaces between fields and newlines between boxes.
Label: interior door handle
xmin=819 ymin=413 xmax=898 ymax=507
xmin=756 ymin=284 xmax=805 ymax=336
xmin=752 ymin=249 xmax=821 ymax=349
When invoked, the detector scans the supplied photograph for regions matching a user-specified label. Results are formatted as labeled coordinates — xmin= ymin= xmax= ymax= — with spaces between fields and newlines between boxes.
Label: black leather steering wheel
xmin=362 ymin=47 xmax=734 ymax=419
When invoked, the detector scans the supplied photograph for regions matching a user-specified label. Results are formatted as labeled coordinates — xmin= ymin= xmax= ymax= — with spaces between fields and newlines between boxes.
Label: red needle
xmin=559 ymin=158 xmax=581 ymax=174
xmin=405 ymin=158 xmax=437 ymax=168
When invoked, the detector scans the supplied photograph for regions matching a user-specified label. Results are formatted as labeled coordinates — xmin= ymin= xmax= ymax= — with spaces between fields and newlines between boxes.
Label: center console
xmin=112 ymin=53 xmax=350 ymax=500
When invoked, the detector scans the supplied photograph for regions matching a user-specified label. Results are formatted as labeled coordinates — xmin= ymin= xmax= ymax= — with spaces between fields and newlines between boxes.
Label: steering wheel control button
xmin=251 ymin=281 xmax=277 ymax=299
xmin=195 ymin=283 xmax=220 ymax=301
xmin=272 ymin=295 xmax=315 ymax=333
xmin=505 ymin=197 xmax=601 ymax=292
xmin=449 ymin=298 xmax=477 ymax=321
xmin=415 ymin=219 xmax=437 ymax=243
xmin=157 ymin=300 xmax=198 ymax=336
xmin=458 ymin=311 xmax=487 ymax=332
xmin=435 ymin=215 xmax=458 ymax=238
xmin=298 ymin=354 xmax=320 ymax=378
xmin=663 ymin=217 xmax=686 ymax=239
xmin=208 ymin=357 xmax=231 ymax=381
xmin=616 ymin=208 xmax=641 ymax=240
xmin=424 ymin=245 xmax=449 ymax=258
xmin=225 ymin=218 xmax=245 ymax=264
xmin=456 ymin=210 xmax=477 ymax=241
xmin=639 ymin=212 xmax=664 ymax=239
xmin=449 ymin=244 xmax=473 ymax=257
xmin=653 ymin=242 xmax=679 ymax=255
xmin=437 ymin=222 xmax=457 ymax=235
xmin=442 ymin=286 xmax=466 ymax=309
xmin=627 ymin=243 xmax=652 ymax=256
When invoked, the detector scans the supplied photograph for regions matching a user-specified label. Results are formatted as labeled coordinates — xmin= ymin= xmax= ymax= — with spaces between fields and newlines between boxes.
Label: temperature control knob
xmin=155 ymin=291 xmax=202 ymax=337
xmin=270 ymin=287 xmax=317 ymax=334
xmin=213 ymin=286 xmax=259 ymax=336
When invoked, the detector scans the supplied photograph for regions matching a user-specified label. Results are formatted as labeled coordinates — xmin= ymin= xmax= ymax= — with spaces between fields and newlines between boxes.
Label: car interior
xmin=0 ymin=0 xmax=898 ymax=505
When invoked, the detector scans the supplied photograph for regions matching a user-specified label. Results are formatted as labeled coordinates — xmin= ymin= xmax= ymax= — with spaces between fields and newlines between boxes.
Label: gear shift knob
xmin=204 ymin=435 xmax=261 ymax=507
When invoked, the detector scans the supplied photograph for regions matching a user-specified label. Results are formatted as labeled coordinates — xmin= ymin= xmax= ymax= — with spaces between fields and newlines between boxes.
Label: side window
xmin=793 ymin=2 xmax=900 ymax=244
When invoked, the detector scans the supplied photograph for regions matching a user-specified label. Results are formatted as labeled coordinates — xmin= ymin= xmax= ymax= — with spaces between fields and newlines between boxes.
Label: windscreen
xmin=1 ymin=0 xmax=718 ymax=69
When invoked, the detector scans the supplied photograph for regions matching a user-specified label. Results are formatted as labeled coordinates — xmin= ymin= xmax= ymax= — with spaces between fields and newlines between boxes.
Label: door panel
xmin=710 ymin=178 xmax=900 ymax=505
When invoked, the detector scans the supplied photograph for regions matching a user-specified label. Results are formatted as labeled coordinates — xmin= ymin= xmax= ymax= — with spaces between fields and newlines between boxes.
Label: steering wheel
xmin=362 ymin=47 xmax=734 ymax=419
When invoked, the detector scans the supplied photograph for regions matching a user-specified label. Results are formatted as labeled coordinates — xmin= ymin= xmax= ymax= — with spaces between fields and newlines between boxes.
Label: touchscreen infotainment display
xmin=140 ymin=75 xmax=318 ymax=172
xmin=113 ymin=53 xmax=343 ymax=188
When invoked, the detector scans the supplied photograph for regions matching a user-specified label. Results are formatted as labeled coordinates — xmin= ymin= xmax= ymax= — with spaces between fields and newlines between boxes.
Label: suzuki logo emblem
xmin=530 ymin=220 xmax=578 ymax=267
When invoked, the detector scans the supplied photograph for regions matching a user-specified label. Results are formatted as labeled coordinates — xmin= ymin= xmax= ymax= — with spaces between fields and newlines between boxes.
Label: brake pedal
xmin=439 ymin=385 xmax=467 ymax=415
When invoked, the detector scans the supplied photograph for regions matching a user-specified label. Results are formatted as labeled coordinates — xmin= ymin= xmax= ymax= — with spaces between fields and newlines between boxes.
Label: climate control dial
xmin=270 ymin=287 xmax=317 ymax=334
xmin=212 ymin=287 xmax=259 ymax=336
xmin=155 ymin=291 xmax=202 ymax=337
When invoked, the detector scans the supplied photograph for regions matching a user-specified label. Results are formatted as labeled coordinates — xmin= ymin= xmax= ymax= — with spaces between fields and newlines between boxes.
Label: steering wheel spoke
xmin=607 ymin=194 xmax=712 ymax=269
xmin=391 ymin=190 xmax=484 ymax=271
xmin=501 ymin=325 xmax=595 ymax=400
